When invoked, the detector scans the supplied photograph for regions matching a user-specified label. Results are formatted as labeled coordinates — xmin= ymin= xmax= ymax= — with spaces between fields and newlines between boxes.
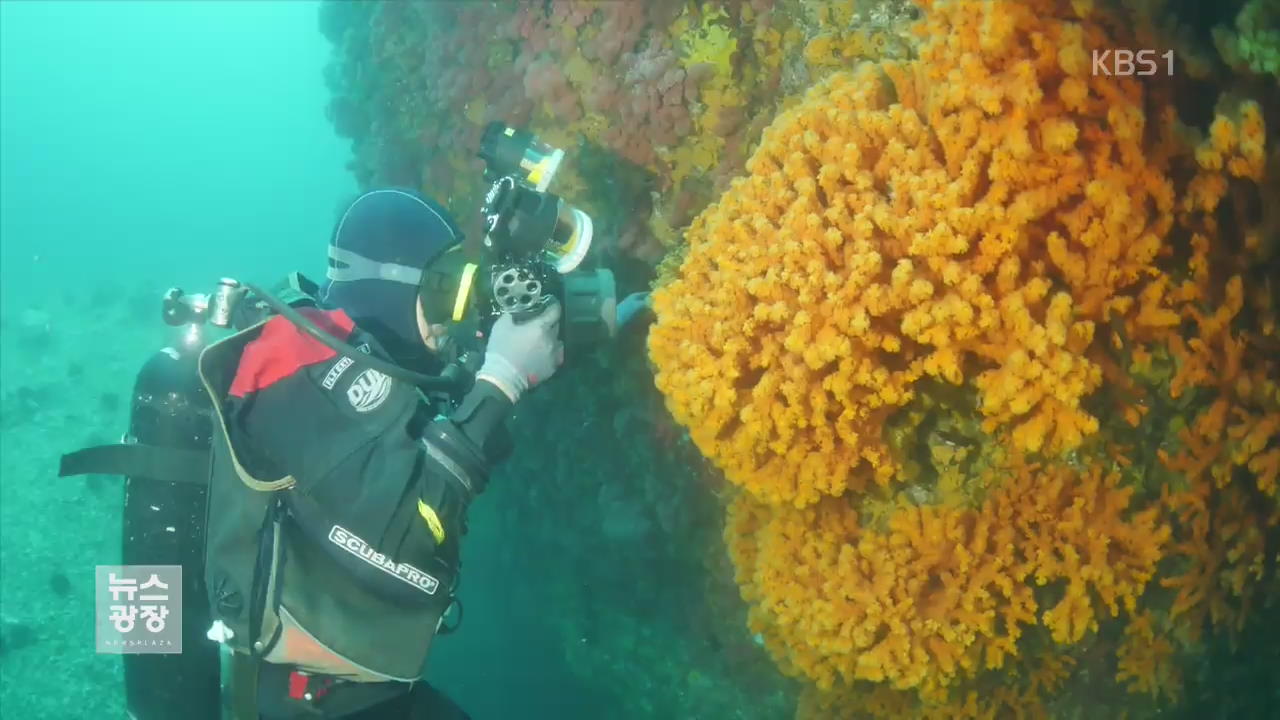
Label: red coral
xmin=586 ymin=1 xmax=645 ymax=64
xmin=522 ymin=55 xmax=583 ymax=123
xmin=550 ymin=0 xmax=596 ymax=29
xmin=586 ymin=77 xmax=620 ymax=112
xmin=586 ymin=39 xmax=699 ymax=162
xmin=517 ymin=5 xmax=555 ymax=55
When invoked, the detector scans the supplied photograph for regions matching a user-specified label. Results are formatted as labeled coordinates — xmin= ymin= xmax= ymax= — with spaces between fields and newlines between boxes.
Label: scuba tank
xmin=60 ymin=286 xmax=238 ymax=720
xmin=60 ymin=334 xmax=222 ymax=718
xmin=121 ymin=342 xmax=220 ymax=719
xmin=59 ymin=276 xmax=474 ymax=720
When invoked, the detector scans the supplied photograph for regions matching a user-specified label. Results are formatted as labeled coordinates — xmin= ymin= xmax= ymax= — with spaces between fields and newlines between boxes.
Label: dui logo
xmin=346 ymin=369 xmax=391 ymax=413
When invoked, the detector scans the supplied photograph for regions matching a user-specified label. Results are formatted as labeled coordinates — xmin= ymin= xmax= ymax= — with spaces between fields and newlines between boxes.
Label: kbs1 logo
xmin=1092 ymin=49 xmax=1174 ymax=76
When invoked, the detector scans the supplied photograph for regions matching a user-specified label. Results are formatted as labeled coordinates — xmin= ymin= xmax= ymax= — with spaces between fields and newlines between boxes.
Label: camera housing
xmin=475 ymin=123 xmax=615 ymax=351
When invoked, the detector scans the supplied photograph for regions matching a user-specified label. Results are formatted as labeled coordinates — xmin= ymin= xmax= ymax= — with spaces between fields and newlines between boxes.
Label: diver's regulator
xmin=162 ymin=278 xmax=243 ymax=329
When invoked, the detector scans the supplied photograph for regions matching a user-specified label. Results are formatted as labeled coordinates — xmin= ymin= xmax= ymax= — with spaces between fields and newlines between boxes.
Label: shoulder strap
xmin=199 ymin=323 xmax=298 ymax=492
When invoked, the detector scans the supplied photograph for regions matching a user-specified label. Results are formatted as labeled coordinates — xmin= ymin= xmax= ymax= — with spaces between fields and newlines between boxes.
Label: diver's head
xmin=322 ymin=188 xmax=463 ymax=369
xmin=415 ymin=244 xmax=480 ymax=359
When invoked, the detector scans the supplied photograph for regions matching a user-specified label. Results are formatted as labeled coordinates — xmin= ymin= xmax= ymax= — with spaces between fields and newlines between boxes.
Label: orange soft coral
xmin=654 ymin=0 xmax=1275 ymax=714
xmin=1116 ymin=610 xmax=1181 ymax=702
xmin=998 ymin=464 xmax=1170 ymax=645
xmin=727 ymin=492 xmax=1032 ymax=697
xmin=1158 ymin=314 xmax=1280 ymax=638
xmin=650 ymin=0 xmax=1177 ymax=507
xmin=728 ymin=460 xmax=1169 ymax=700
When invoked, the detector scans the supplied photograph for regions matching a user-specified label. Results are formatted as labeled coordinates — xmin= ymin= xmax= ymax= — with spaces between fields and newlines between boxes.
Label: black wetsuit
xmin=223 ymin=307 xmax=510 ymax=720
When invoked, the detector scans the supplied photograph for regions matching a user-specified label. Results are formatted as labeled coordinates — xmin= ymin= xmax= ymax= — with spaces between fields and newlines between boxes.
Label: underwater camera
xmin=470 ymin=121 xmax=617 ymax=349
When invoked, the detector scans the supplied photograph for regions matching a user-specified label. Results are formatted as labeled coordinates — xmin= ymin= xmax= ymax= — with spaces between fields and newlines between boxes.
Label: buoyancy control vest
xmin=197 ymin=309 xmax=461 ymax=682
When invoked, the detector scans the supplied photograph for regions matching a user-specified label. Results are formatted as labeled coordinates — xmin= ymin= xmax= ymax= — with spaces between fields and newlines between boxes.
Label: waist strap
xmin=58 ymin=443 xmax=210 ymax=485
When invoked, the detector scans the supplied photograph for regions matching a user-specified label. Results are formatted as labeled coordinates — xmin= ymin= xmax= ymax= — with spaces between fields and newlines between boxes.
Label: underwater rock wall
xmin=489 ymin=327 xmax=799 ymax=717
xmin=320 ymin=0 xmax=919 ymax=267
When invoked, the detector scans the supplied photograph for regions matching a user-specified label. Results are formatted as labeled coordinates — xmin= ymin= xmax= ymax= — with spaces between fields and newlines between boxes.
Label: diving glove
xmin=617 ymin=291 xmax=652 ymax=329
xmin=476 ymin=298 xmax=564 ymax=403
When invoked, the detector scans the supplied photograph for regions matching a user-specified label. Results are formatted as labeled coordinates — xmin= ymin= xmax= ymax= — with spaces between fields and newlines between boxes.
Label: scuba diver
xmin=222 ymin=186 xmax=561 ymax=719
xmin=60 ymin=125 xmax=652 ymax=719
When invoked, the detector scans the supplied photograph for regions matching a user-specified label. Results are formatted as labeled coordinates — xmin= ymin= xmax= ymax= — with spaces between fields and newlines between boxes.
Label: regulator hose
xmin=243 ymin=282 xmax=465 ymax=391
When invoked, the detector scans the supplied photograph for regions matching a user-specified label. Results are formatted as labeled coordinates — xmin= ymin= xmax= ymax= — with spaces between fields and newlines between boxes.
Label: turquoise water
xmin=0 ymin=1 xmax=349 ymax=715
xmin=0 ymin=3 xmax=786 ymax=718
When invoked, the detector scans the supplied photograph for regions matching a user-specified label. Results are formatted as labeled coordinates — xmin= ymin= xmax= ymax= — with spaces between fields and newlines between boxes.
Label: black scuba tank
xmin=56 ymin=275 xmax=474 ymax=719
xmin=121 ymin=343 xmax=219 ymax=720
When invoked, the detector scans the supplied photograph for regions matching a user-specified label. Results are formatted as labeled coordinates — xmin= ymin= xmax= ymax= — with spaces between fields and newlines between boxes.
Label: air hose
xmin=243 ymin=282 xmax=466 ymax=391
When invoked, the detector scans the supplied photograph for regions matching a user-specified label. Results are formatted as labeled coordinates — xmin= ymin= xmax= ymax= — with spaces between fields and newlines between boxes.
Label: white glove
xmin=475 ymin=299 xmax=564 ymax=403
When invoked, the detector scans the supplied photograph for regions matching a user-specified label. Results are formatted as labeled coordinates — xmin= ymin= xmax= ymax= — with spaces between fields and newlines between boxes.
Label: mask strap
xmin=326 ymin=246 xmax=422 ymax=286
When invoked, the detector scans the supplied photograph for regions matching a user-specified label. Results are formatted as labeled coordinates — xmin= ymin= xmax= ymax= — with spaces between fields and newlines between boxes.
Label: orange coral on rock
xmin=650 ymin=0 xmax=1276 ymax=714
xmin=1148 ymin=94 xmax=1280 ymax=649
xmin=1116 ymin=609 xmax=1181 ymax=702
xmin=1156 ymin=276 xmax=1280 ymax=640
xmin=651 ymin=0 xmax=1177 ymax=507
xmin=728 ymin=460 xmax=1168 ymax=700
